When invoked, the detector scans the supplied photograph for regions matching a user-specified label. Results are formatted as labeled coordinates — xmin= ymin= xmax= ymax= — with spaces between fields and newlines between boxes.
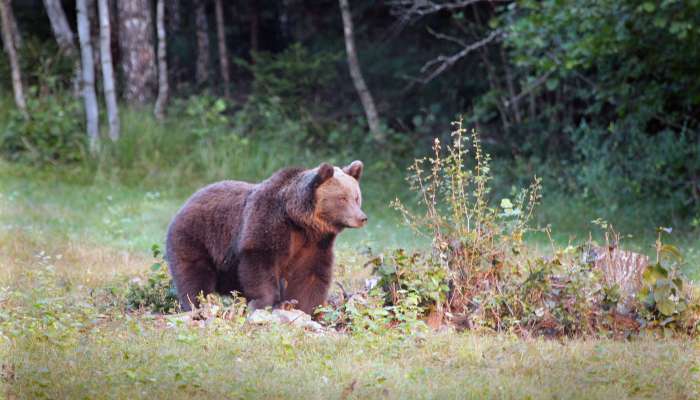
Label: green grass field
xmin=1 ymin=161 xmax=699 ymax=399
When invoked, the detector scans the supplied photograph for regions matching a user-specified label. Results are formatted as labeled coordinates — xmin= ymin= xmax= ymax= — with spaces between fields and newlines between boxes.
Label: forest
xmin=1 ymin=0 xmax=699 ymax=398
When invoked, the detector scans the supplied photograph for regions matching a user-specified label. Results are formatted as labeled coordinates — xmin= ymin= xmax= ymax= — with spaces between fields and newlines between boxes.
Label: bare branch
xmin=426 ymin=26 xmax=467 ymax=47
xmin=388 ymin=0 xmax=502 ymax=18
xmin=419 ymin=29 xmax=502 ymax=84
xmin=385 ymin=0 xmax=507 ymax=41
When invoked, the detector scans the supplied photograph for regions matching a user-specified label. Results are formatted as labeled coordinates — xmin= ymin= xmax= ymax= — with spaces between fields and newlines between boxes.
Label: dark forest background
xmin=1 ymin=0 xmax=699 ymax=229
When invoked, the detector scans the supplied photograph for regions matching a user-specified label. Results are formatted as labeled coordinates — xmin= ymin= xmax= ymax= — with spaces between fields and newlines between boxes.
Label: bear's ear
xmin=343 ymin=160 xmax=363 ymax=181
xmin=311 ymin=162 xmax=335 ymax=189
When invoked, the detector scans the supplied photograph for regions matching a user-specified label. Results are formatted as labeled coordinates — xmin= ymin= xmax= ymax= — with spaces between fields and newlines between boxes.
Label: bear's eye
xmin=339 ymin=196 xmax=348 ymax=202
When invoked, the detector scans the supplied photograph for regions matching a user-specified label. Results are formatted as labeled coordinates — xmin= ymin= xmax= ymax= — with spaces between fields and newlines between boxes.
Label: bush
xmin=125 ymin=245 xmax=178 ymax=313
xmin=381 ymin=119 xmax=700 ymax=337
xmin=638 ymin=230 xmax=700 ymax=334
xmin=0 ymin=90 xmax=85 ymax=164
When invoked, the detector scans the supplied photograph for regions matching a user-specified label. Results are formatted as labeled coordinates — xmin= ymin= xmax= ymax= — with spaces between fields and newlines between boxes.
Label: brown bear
xmin=165 ymin=161 xmax=366 ymax=314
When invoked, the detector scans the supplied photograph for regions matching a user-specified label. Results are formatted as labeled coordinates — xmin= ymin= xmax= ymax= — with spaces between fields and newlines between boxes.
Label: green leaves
xmin=639 ymin=262 xmax=690 ymax=319
xmin=642 ymin=263 xmax=668 ymax=286
xmin=640 ymin=2 xmax=656 ymax=13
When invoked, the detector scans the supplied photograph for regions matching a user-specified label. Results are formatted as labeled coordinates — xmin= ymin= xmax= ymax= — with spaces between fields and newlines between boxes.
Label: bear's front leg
xmin=284 ymin=255 xmax=333 ymax=315
xmin=238 ymin=251 xmax=281 ymax=311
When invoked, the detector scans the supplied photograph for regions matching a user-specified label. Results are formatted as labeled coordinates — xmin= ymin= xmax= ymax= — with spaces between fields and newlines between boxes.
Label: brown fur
xmin=165 ymin=161 xmax=366 ymax=314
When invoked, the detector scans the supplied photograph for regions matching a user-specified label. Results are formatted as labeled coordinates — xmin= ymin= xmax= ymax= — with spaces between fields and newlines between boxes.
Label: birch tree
xmin=43 ymin=0 xmax=75 ymax=51
xmin=76 ymin=0 xmax=100 ymax=152
xmin=0 ymin=0 xmax=26 ymax=117
xmin=338 ymin=0 xmax=382 ymax=142
xmin=97 ymin=0 xmax=119 ymax=140
xmin=154 ymin=0 xmax=168 ymax=120
xmin=214 ymin=0 xmax=230 ymax=97
xmin=43 ymin=0 xmax=82 ymax=96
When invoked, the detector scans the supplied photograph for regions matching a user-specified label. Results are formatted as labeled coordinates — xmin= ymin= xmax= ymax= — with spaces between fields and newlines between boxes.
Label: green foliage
xmin=0 ymin=37 xmax=75 ymax=93
xmin=371 ymin=249 xmax=449 ymax=322
xmin=489 ymin=0 xmax=700 ymax=217
xmin=319 ymin=292 xmax=395 ymax=334
xmin=125 ymin=245 xmax=178 ymax=313
xmin=388 ymin=124 xmax=699 ymax=337
xmin=638 ymin=230 xmax=700 ymax=333
xmin=0 ymin=90 xmax=85 ymax=164
xmin=245 ymin=43 xmax=341 ymax=111
xmin=392 ymin=119 xmax=541 ymax=304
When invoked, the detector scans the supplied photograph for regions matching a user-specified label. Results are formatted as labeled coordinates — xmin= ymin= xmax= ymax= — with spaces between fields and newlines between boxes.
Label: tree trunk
xmin=77 ymin=0 xmax=100 ymax=152
xmin=338 ymin=0 xmax=382 ymax=142
xmin=166 ymin=0 xmax=181 ymax=86
xmin=43 ymin=0 xmax=82 ymax=96
xmin=97 ymin=0 xmax=119 ymax=140
xmin=87 ymin=0 xmax=101 ymax=83
xmin=195 ymin=0 xmax=210 ymax=86
xmin=43 ymin=0 xmax=76 ymax=52
xmin=214 ymin=0 xmax=230 ymax=97
xmin=154 ymin=0 xmax=168 ymax=120
xmin=117 ymin=0 xmax=156 ymax=105
xmin=7 ymin=0 xmax=19 ymax=49
xmin=0 ymin=0 xmax=26 ymax=117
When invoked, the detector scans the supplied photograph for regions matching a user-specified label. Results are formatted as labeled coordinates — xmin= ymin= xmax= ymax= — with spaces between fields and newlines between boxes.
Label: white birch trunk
xmin=338 ymin=0 xmax=382 ymax=142
xmin=97 ymin=0 xmax=119 ymax=140
xmin=43 ymin=0 xmax=75 ymax=51
xmin=43 ymin=0 xmax=82 ymax=96
xmin=77 ymin=0 xmax=100 ymax=153
xmin=215 ymin=0 xmax=230 ymax=98
xmin=154 ymin=0 xmax=168 ymax=120
xmin=0 ymin=0 xmax=27 ymax=117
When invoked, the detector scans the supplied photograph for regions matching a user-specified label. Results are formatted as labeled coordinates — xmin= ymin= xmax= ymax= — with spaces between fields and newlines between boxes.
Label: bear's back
xmin=166 ymin=180 xmax=255 ymax=267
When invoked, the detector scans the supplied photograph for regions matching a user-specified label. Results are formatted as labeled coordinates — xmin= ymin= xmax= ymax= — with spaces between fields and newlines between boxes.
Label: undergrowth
xmin=119 ymin=119 xmax=700 ymax=338
xmin=320 ymin=119 xmax=700 ymax=337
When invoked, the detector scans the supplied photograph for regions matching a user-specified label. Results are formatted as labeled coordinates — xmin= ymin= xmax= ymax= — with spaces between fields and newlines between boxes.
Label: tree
xmin=214 ymin=0 xmax=230 ymax=97
xmin=43 ymin=0 xmax=82 ymax=95
xmin=338 ymin=0 xmax=382 ymax=142
xmin=117 ymin=0 xmax=156 ymax=105
xmin=0 ymin=0 xmax=26 ymax=117
xmin=97 ymin=0 xmax=119 ymax=140
xmin=76 ymin=0 xmax=100 ymax=152
xmin=43 ymin=0 xmax=76 ymax=53
xmin=154 ymin=0 xmax=168 ymax=120
xmin=195 ymin=0 xmax=210 ymax=86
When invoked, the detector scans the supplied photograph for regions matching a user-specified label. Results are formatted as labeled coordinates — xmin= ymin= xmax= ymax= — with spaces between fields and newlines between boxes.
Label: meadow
xmin=1 ymin=140 xmax=699 ymax=398
xmin=2 ymin=0 xmax=700 ymax=396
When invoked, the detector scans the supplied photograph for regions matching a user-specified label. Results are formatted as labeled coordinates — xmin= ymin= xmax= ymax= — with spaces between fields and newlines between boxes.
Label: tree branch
xmin=418 ymin=29 xmax=502 ymax=84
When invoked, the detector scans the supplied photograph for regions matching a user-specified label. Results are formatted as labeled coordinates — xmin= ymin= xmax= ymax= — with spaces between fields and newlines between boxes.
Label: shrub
xmin=391 ymin=118 xmax=542 ymax=313
xmin=637 ymin=230 xmax=700 ymax=334
xmin=384 ymin=119 xmax=699 ymax=337
xmin=125 ymin=245 xmax=178 ymax=313
xmin=0 ymin=90 xmax=85 ymax=164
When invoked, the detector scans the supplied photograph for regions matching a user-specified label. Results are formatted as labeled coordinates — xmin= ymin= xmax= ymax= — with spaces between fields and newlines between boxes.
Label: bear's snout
xmin=347 ymin=210 xmax=368 ymax=228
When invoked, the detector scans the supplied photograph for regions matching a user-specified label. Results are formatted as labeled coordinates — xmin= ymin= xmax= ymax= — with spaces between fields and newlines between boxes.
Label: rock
xmin=247 ymin=308 xmax=325 ymax=332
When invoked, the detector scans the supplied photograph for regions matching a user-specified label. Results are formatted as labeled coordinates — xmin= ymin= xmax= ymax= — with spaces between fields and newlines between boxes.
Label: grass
xmin=6 ymin=318 xmax=698 ymax=399
xmin=2 ymin=161 xmax=700 ymax=399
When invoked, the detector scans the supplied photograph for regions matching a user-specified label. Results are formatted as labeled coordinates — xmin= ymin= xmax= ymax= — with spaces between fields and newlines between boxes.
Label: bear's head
xmin=289 ymin=160 xmax=367 ymax=235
